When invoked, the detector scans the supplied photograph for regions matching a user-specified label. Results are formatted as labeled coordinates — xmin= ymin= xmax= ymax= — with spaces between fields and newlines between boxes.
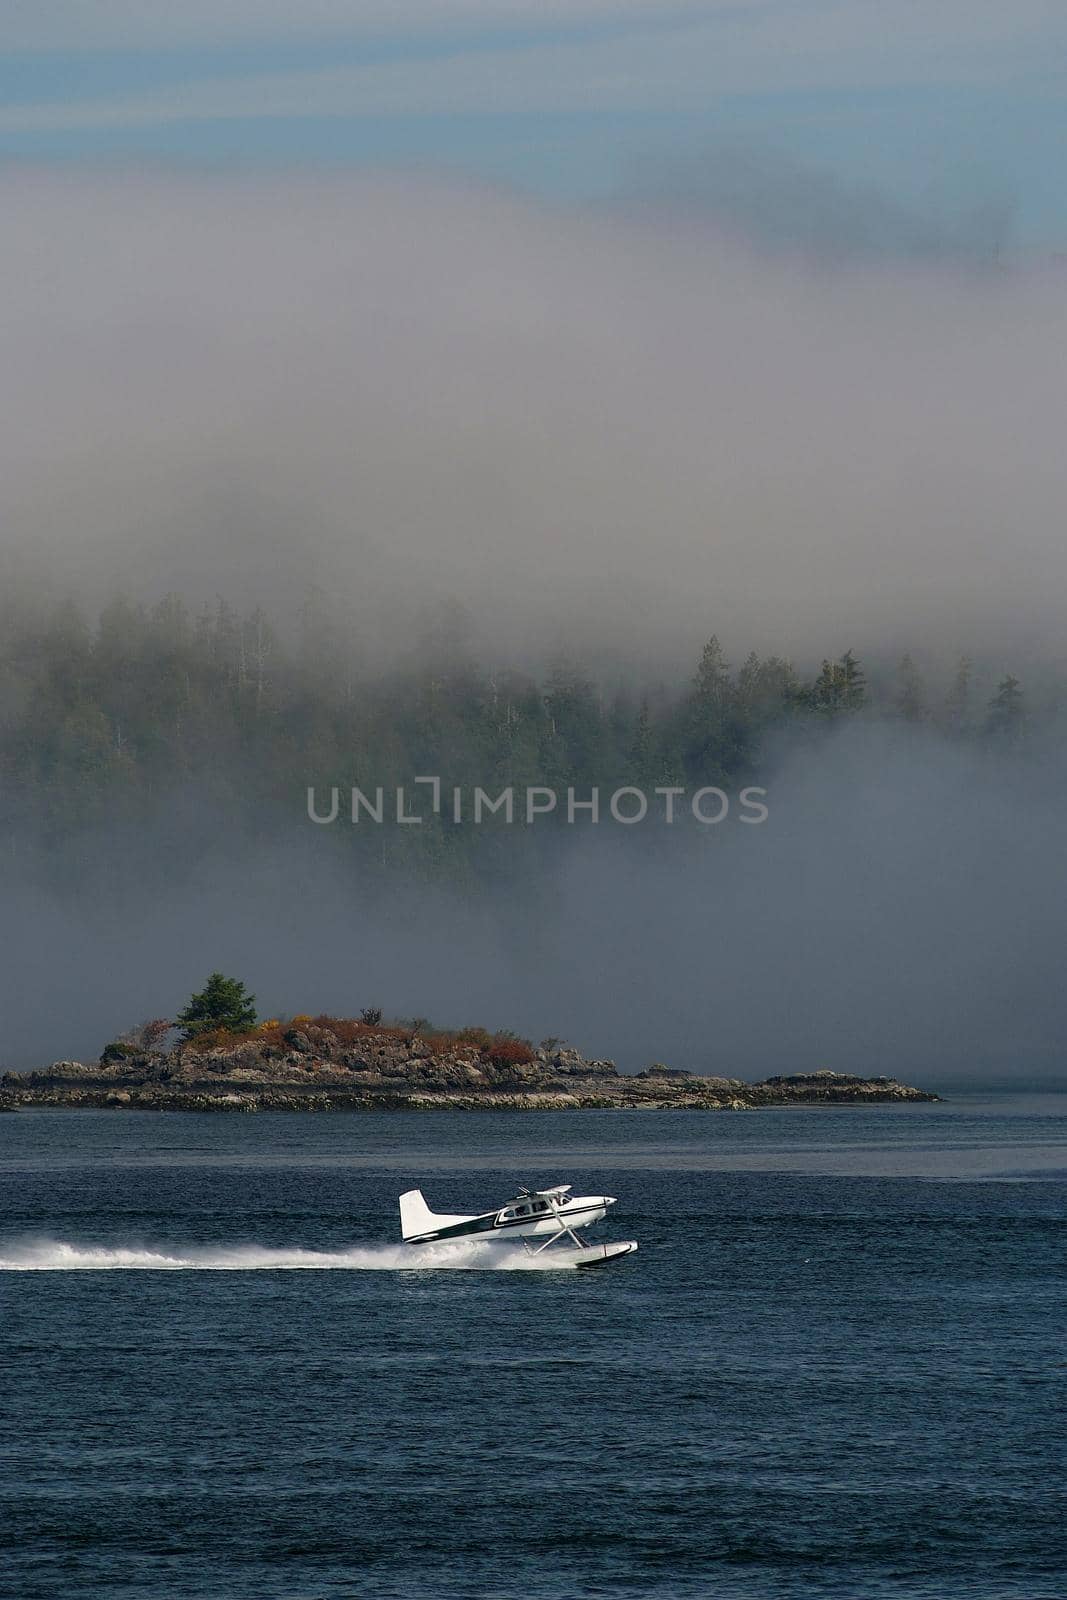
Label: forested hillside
xmin=0 ymin=588 xmax=1047 ymax=888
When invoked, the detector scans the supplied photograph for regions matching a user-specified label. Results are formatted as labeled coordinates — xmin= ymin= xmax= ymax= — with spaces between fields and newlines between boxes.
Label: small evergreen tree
xmin=810 ymin=649 xmax=867 ymax=716
xmin=985 ymin=675 xmax=1024 ymax=744
xmin=693 ymin=635 xmax=731 ymax=708
xmin=630 ymin=699 xmax=656 ymax=785
xmin=684 ymin=634 xmax=745 ymax=782
xmin=177 ymin=973 xmax=258 ymax=1039
xmin=839 ymin=649 xmax=866 ymax=711
xmin=944 ymin=655 xmax=972 ymax=736
xmin=737 ymin=651 xmax=797 ymax=727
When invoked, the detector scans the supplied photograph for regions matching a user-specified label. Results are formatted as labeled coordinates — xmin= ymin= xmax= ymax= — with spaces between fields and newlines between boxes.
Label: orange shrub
xmin=218 ymin=1011 xmax=533 ymax=1064
xmin=482 ymin=1034 xmax=535 ymax=1069
xmin=253 ymin=1021 xmax=288 ymax=1048
xmin=186 ymin=1025 xmax=257 ymax=1052
xmin=421 ymin=1030 xmax=468 ymax=1055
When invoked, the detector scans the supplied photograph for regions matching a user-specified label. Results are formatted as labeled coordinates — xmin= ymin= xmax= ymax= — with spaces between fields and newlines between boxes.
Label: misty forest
xmin=3 ymin=177 xmax=1066 ymax=1077
xmin=0 ymin=585 xmax=1044 ymax=888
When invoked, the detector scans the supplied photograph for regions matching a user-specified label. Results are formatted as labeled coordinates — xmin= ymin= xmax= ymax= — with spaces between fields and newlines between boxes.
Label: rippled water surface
xmin=2 ymin=1097 xmax=1065 ymax=1598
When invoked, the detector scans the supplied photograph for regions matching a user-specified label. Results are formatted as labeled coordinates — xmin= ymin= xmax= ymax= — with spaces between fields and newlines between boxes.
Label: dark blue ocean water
xmin=1 ymin=1098 xmax=1065 ymax=1600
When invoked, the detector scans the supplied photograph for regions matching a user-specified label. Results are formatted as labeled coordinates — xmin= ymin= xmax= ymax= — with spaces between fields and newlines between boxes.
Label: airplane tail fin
xmin=399 ymin=1188 xmax=443 ymax=1242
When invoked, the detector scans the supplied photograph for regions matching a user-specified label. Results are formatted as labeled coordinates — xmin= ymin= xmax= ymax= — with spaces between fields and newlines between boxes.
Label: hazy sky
xmin=5 ymin=6 xmax=1065 ymax=672
xmin=3 ymin=169 xmax=1066 ymax=673
xmin=1 ymin=1 xmax=1065 ymax=246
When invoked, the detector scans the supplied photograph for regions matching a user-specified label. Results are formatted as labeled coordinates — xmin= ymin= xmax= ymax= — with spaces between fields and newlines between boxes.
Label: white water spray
xmin=0 ymin=1237 xmax=585 ymax=1271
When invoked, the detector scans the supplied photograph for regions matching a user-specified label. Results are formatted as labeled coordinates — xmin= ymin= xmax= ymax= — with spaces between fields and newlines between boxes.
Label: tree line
xmin=0 ymin=590 xmax=1041 ymax=883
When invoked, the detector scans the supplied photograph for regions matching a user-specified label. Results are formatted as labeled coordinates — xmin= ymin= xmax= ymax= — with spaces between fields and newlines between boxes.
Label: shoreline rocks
xmin=0 ymin=1038 xmax=938 ymax=1112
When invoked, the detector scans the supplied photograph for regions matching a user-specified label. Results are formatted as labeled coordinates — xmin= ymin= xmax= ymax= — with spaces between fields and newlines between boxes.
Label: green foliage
xmin=985 ymin=674 xmax=1025 ymax=743
xmin=177 ymin=973 xmax=258 ymax=1040
xmin=454 ymin=1026 xmax=493 ymax=1048
xmin=804 ymin=649 xmax=867 ymax=716
xmin=100 ymin=1040 xmax=138 ymax=1065
xmin=0 ymin=590 xmax=1045 ymax=896
xmin=542 ymin=661 xmax=608 ymax=789
xmin=944 ymin=655 xmax=972 ymax=735
xmin=683 ymin=635 xmax=745 ymax=782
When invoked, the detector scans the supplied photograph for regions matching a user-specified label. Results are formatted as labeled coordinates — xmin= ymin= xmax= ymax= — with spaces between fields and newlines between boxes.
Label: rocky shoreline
xmin=0 ymin=1029 xmax=938 ymax=1112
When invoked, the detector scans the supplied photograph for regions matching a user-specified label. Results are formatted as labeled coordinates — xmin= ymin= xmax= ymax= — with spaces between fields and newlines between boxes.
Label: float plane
xmin=398 ymin=1184 xmax=638 ymax=1268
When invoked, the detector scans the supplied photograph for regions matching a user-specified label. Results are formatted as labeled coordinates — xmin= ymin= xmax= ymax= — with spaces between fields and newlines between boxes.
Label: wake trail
xmin=0 ymin=1237 xmax=576 ymax=1272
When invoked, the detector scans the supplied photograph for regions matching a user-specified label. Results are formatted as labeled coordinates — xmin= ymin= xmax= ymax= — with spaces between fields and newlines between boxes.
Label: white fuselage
xmin=398 ymin=1187 xmax=616 ymax=1245
xmin=490 ymin=1194 xmax=614 ymax=1239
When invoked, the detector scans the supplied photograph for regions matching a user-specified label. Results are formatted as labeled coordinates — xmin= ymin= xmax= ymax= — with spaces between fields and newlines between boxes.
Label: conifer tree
xmin=944 ymin=655 xmax=972 ymax=735
xmin=811 ymin=650 xmax=866 ymax=716
xmin=177 ymin=973 xmax=258 ymax=1039
xmin=985 ymin=675 xmax=1024 ymax=744
xmin=684 ymin=634 xmax=743 ymax=781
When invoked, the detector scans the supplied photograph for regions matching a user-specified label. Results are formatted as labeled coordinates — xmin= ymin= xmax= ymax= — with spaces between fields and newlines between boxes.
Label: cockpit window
xmin=497 ymin=1198 xmax=553 ymax=1223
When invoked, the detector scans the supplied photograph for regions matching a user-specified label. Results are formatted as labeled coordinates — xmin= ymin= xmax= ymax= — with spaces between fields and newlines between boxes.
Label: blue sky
xmin=1 ymin=1 xmax=1064 ymax=247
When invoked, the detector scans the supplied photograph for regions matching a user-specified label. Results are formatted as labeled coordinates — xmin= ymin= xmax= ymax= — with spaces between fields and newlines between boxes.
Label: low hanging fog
xmin=1 ymin=169 xmax=1065 ymax=1082
xmin=2 ymin=721 xmax=1064 ymax=1085
xmin=4 ymin=168 xmax=1067 ymax=664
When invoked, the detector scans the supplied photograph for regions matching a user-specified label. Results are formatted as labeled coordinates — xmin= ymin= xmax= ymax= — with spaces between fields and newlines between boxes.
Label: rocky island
xmin=0 ymin=1013 xmax=938 ymax=1113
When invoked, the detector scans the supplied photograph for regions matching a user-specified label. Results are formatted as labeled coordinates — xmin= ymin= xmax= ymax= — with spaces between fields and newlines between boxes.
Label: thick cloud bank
xmin=3 ymin=169 xmax=1066 ymax=669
